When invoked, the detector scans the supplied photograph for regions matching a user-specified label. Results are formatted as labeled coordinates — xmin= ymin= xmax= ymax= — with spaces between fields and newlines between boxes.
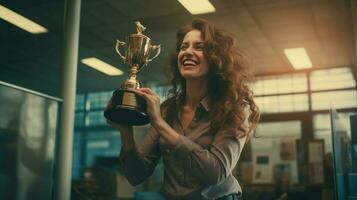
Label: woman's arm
xmin=134 ymin=88 xmax=181 ymax=146
xmin=106 ymin=101 xmax=161 ymax=186
xmin=135 ymin=88 xmax=248 ymax=185
xmin=152 ymin=117 xmax=244 ymax=185
xmin=118 ymin=126 xmax=162 ymax=186
xmin=106 ymin=121 xmax=135 ymax=151
xmin=173 ymin=129 xmax=245 ymax=185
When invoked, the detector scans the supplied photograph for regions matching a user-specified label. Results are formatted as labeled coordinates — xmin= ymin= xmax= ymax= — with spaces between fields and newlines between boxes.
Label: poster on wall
xmin=279 ymin=138 xmax=296 ymax=161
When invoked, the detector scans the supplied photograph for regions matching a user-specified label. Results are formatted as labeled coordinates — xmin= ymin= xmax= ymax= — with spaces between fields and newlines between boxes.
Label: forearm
xmin=152 ymin=119 xmax=180 ymax=147
xmin=118 ymin=126 xmax=161 ymax=186
xmin=117 ymin=126 xmax=135 ymax=151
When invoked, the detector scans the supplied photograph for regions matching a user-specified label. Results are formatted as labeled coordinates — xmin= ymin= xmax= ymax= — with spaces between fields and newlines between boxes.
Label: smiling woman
xmin=106 ymin=18 xmax=260 ymax=200
xmin=177 ymin=29 xmax=209 ymax=79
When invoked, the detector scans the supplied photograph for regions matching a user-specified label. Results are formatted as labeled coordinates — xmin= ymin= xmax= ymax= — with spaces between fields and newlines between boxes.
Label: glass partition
xmin=0 ymin=81 xmax=60 ymax=200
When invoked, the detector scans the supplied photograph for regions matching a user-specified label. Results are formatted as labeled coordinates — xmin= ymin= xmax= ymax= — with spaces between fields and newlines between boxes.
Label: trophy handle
xmin=115 ymin=40 xmax=126 ymax=62
xmin=147 ymin=44 xmax=161 ymax=63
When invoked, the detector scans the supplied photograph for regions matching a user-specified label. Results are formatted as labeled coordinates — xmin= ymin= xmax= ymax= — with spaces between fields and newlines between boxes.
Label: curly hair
xmin=163 ymin=18 xmax=260 ymax=137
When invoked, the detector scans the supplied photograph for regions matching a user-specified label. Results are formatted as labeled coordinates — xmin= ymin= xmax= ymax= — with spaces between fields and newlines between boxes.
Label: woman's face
xmin=177 ymin=30 xmax=209 ymax=79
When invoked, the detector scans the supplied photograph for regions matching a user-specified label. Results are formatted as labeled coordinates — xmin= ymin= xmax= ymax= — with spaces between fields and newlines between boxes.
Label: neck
xmin=185 ymin=78 xmax=208 ymax=108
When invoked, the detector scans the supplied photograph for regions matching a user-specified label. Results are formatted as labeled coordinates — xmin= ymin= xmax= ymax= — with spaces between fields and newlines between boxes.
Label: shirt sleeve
xmin=119 ymin=126 xmax=161 ymax=186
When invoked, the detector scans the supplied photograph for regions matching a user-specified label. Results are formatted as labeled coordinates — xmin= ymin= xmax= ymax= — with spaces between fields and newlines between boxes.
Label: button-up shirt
xmin=119 ymin=97 xmax=248 ymax=200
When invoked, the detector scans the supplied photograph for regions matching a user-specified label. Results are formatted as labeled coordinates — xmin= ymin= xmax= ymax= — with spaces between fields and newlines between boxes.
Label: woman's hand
xmin=134 ymin=88 xmax=164 ymax=127
xmin=135 ymin=88 xmax=180 ymax=146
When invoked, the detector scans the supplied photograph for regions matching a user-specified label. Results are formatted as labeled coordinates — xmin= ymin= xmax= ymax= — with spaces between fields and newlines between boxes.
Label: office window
xmin=255 ymin=94 xmax=308 ymax=113
xmin=86 ymin=140 xmax=110 ymax=149
xmin=85 ymin=131 xmax=121 ymax=166
xmin=87 ymin=91 xmax=112 ymax=110
xmin=75 ymin=94 xmax=85 ymax=111
xmin=253 ymin=73 xmax=308 ymax=113
xmin=72 ymin=132 xmax=83 ymax=179
xmin=310 ymin=67 xmax=355 ymax=91
xmin=75 ymin=112 xmax=84 ymax=127
xmin=86 ymin=111 xmax=106 ymax=126
xmin=252 ymin=73 xmax=307 ymax=96
xmin=255 ymin=121 xmax=301 ymax=138
xmin=311 ymin=90 xmax=357 ymax=110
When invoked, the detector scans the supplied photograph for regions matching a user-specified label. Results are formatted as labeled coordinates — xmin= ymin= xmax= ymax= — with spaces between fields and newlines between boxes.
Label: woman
xmin=107 ymin=18 xmax=260 ymax=200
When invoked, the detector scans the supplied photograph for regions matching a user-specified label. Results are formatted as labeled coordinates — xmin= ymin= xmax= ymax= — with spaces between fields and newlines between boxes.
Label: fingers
xmin=134 ymin=89 xmax=151 ymax=102
xmin=134 ymin=88 xmax=160 ymax=102
xmin=137 ymin=88 xmax=154 ymax=95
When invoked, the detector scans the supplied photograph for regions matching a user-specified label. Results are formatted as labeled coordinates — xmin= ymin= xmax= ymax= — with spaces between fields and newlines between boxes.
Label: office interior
xmin=1 ymin=0 xmax=357 ymax=199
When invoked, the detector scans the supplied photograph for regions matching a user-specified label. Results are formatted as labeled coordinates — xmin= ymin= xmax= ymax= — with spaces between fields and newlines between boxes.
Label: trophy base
xmin=104 ymin=89 xmax=149 ymax=126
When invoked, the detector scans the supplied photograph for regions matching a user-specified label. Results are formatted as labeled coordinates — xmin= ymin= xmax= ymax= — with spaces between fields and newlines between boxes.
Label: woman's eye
xmin=196 ymin=45 xmax=204 ymax=51
xmin=180 ymin=45 xmax=187 ymax=50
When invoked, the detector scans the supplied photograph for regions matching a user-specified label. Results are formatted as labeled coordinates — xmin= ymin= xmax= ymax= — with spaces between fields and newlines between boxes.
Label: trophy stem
xmin=128 ymin=65 xmax=139 ymax=85
xmin=130 ymin=65 xmax=139 ymax=76
xmin=129 ymin=74 xmax=137 ymax=80
xmin=123 ymin=65 xmax=140 ymax=90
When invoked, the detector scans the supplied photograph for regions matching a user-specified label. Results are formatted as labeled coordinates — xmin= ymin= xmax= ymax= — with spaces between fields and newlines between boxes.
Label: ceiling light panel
xmin=284 ymin=48 xmax=312 ymax=70
xmin=178 ymin=0 xmax=216 ymax=15
xmin=0 ymin=4 xmax=48 ymax=34
xmin=81 ymin=57 xmax=124 ymax=76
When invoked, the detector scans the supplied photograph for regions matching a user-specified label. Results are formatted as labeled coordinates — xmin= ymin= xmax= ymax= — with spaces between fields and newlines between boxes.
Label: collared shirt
xmin=119 ymin=97 xmax=248 ymax=200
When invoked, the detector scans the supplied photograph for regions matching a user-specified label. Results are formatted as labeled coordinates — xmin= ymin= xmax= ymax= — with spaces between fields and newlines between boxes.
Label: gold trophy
xmin=104 ymin=21 xmax=161 ymax=125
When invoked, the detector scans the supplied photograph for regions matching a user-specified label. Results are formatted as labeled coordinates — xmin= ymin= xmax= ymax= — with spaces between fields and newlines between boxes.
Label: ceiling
xmin=0 ymin=0 xmax=356 ymax=98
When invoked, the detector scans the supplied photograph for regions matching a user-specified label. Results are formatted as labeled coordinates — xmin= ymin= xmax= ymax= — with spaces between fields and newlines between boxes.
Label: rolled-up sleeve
xmin=171 ymin=128 xmax=243 ymax=185
xmin=119 ymin=126 xmax=161 ymax=186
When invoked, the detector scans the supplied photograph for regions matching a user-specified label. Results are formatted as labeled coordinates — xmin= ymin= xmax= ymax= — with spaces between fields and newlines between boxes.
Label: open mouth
xmin=182 ymin=59 xmax=198 ymax=67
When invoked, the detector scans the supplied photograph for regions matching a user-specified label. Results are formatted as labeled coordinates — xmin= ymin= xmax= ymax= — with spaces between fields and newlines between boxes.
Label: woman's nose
xmin=184 ymin=48 xmax=194 ymax=56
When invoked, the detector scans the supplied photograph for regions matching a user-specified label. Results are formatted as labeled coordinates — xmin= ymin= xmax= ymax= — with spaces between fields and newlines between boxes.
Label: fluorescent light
xmin=284 ymin=48 xmax=312 ymax=70
xmin=81 ymin=57 xmax=124 ymax=76
xmin=0 ymin=5 xmax=48 ymax=34
xmin=178 ymin=0 xmax=215 ymax=15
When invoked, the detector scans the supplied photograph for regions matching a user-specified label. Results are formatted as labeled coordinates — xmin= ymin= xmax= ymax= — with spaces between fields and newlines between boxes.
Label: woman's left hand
xmin=134 ymin=88 xmax=164 ymax=126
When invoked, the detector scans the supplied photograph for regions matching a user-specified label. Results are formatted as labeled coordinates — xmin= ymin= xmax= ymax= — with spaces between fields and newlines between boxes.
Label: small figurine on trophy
xmin=135 ymin=21 xmax=146 ymax=34
xmin=104 ymin=21 xmax=161 ymax=125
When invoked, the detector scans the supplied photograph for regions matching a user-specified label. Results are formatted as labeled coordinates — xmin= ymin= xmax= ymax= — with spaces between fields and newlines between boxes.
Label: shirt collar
xmin=175 ymin=95 xmax=210 ymax=112
xmin=200 ymin=96 xmax=210 ymax=111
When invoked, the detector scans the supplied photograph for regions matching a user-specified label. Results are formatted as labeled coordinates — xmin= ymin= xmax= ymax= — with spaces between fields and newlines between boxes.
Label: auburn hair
xmin=163 ymin=18 xmax=260 ymax=137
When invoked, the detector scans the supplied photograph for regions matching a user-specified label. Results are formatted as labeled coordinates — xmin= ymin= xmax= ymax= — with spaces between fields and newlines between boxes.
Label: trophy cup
xmin=104 ymin=21 xmax=161 ymax=125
